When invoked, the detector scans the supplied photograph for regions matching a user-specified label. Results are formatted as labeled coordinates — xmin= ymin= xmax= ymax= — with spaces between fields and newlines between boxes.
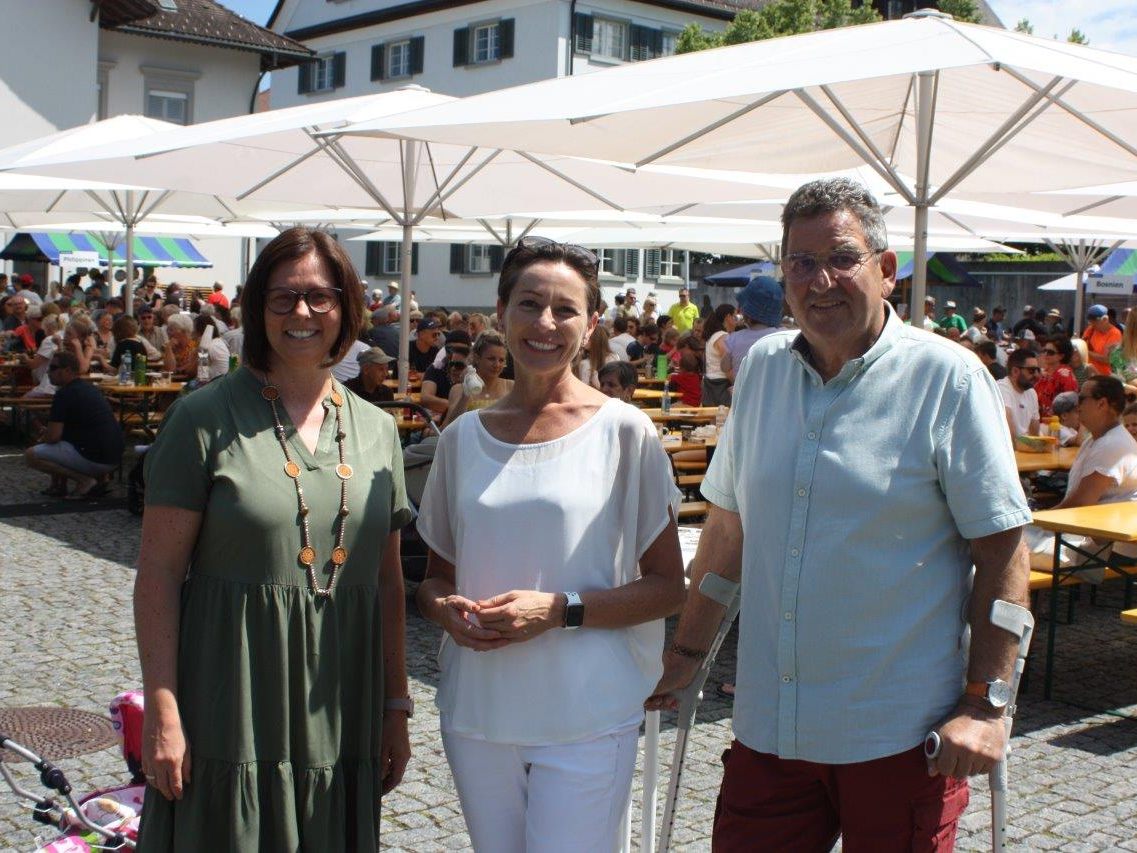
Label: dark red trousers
xmin=713 ymin=740 xmax=970 ymax=852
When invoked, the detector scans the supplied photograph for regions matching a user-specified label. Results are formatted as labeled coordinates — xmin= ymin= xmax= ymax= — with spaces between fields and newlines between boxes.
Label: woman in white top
xmin=416 ymin=236 xmax=685 ymax=853
xmin=701 ymin=303 xmax=737 ymax=406
xmin=440 ymin=330 xmax=513 ymax=429
xmin=576 ymin=323 xmax=619 ymax=389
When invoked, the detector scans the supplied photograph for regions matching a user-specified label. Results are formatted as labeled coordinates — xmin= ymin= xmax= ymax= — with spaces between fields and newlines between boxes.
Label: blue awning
xmin=704 ymin=260 xmax=777 ymax=287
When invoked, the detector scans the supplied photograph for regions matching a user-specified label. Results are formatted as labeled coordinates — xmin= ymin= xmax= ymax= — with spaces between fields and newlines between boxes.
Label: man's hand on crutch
xmin=645 ymin=504 xmax=744 ymax=713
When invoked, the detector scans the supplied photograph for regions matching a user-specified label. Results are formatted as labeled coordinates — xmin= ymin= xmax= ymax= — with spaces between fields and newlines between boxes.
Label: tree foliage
xmin=1014 ymin=18 xmax=1033 ymax=34
xmin=1067 ymin=28 xmax=1089 ymax=45
xmin=675 ymin=0 xmax=880 ymax=54
xmin=935 ymin=0 xmax=981 ymax=25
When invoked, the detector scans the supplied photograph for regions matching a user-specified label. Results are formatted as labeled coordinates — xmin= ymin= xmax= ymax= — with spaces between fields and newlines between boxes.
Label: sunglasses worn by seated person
xmin=447 ymin=361 xmax=467 ymax=371
xmin=265 ymin=287 xmax=342 ymax=315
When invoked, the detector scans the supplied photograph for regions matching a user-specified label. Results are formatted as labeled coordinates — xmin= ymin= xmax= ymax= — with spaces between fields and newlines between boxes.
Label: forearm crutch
xmin=925 ymin=600 xmax=1034 ymax=853
xmin=656 ymin=571 xmax=742 ymax=853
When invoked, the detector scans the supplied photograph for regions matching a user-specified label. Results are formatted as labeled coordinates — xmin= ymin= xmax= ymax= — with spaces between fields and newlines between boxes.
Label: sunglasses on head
xmin=508 ymin=236 xmax=599 ymax=268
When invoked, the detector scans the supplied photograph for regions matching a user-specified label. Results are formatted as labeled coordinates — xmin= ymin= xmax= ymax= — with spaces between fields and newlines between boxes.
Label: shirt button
xmin=791 ymin=548 xmax=799 ymax=557
xmin=797 ymin=488 xmax=807 ymax=497
xmin=782 ymin=675 xmax=792 ymax=683
xmin=807 ymin=432 xmax=817 ymax=440
xmin=784 ymin=611 xmax=794 ymax=621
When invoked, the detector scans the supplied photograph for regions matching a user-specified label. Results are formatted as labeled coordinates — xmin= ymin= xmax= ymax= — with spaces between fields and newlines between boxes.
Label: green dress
xmin=137 ymin=367 xmax=411 ymax=852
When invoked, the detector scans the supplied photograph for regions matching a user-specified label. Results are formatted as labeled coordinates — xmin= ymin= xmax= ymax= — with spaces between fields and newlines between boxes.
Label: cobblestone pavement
xmin=2 ymin=449 xmax=1136 ymax=851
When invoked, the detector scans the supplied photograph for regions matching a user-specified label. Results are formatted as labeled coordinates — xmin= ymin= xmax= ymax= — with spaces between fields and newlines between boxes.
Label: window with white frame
xmin=659 ymin=249 xmax=683 ymax=278
xmin=467 ymin=244 xmax=492 ymax=273
xmin=141 ymin=66 xmax=198 ymax=125
xmin=596 ymin=248 xmax=626 ymax=277
xmin=472 ymin=22 xmax=501 ymax=63
xmin=388 ymin=40 xmax=411 ymax=78
xmin=593 ymin=18 xmax=628 ymax=61
xmin=383 ymin=242 xmax=402 ymax=274
xmin=312 ymin=55 xmax=336 ymax=91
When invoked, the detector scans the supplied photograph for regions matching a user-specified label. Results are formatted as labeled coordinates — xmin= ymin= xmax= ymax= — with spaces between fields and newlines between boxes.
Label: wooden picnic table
xmin=99 ymin=381 xmax=184 ymax=439
xmin=640 ymin=406 xmax=720 ymax=424
xmin=1015 ymin=445 xmax=1078 ymax=473
xmin=633 ymin=388 xmax=665 ymax=402
xmin=1030 ymin=502 xmax=1137 ymax=698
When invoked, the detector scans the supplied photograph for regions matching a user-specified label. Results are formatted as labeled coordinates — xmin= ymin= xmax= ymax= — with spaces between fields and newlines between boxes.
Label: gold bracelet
xmin=669 ymin=643 xmax=708 ymax=660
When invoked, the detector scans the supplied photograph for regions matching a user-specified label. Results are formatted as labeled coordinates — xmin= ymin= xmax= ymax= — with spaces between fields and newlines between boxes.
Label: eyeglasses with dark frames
xmin=1041 ymin=348 xmax=1059 ymax=355
xmin=265 ymin=287 xmax=342 ymax=315
xmin=781 ymin=249 xmax=879 ymax=284
xmin=1019 ymin=366 xmax=1041 ymax=374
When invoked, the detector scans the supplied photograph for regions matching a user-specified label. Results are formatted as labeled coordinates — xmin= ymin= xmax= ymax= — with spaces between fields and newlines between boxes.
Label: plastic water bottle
xmin=228 ymin=354 xmax=239 ymax=374
xmin=715 ymin=405 xmax=727 ymax=432
xmin=120 ymin=351 xmax=133 ymax=386
xmin=197 ymin=348 xmax=210 ymax=382
xmin=661 ymin=386 xmax=671 ymax=414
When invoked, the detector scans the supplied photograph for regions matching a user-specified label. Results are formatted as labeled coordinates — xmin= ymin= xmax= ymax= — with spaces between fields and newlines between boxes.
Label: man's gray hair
xmin=781 ymin=178 xmax=889 ymax=256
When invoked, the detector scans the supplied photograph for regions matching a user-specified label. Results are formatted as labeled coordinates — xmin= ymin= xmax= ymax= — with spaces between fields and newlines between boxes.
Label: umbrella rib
xmin=476 ymin=218 xmax=507 ymax=245
xmin=887 ymin=76 xmax=916 ymax=168
xmin=321 ymin=136 xmax=404 ymax=223
xmin=84 ymin=190 xmax=121 ymax=221
xmin=929 ymin=75 xmax=1069 ymax=204
xmin=818 ymin=84 xmax=916 ymax=201
xmin=516 ymin=151 xmax=625 ymax=210
xmin=939 ymin=211 xmax=979 ymax=236
xmin=1000 ymin=65 xmax=1137 ymax=164
xmin=515 ymin=219 xmax=540 ymax=244
xmin=1063 ymin=195 xmax=1124 ymax=217
xmin=795 ymin=89 xmax=917 ymax=205
xmin=423 ymin=143 xmax=446 ymax=221
xmin=634 ymin=91 xmax=784 ymax=168
xmin=415 ymin=147 xmax=490 ymax=220
xmin=235 ymin=134 xmax=330 ymax=202
xmin=136 ymin=190 xmax=172 ymax=224
xmin=45 ymin=190 xmax=68 ymax=214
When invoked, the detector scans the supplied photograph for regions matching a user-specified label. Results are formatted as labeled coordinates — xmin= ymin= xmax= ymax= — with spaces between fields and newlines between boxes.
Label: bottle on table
xmin=715 ymin=405 xmax=728 ymax=432
xmin=120 ymin=351 xmax=134 ymax=386
xmin=197 ymin=348 xmax=210 ymax=382
xmin=1109 ymin=344 xmax=1126 ymax=377
xmin=661 ymin=385 xmax=671 ymax=414
xmin=228 ymin=354 xmax=239 ymax=374
xmin=133 ymin=354 xmax=147 ymax=387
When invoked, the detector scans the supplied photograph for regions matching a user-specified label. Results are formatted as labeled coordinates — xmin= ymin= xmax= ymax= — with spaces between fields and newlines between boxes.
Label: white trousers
xmin=442 ymin=725 xmax=639 ymax=853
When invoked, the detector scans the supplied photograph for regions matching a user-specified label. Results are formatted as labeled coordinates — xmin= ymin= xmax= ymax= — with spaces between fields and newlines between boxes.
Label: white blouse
xmin=417 ymin=399 xmax=680 ymax=745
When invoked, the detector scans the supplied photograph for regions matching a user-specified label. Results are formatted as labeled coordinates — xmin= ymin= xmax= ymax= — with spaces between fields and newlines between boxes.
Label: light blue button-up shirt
xmin=701 ymin=304 xmax=1031 ymax=764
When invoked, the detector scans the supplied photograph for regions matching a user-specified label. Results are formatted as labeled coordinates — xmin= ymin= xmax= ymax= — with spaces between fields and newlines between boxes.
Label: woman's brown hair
xmin=241 ymin=227 xmax=364 ymax=372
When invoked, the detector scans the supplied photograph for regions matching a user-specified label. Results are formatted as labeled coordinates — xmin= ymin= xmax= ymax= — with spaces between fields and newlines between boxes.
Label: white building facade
xmin=269 ymin=0 xmax=734 ymax=310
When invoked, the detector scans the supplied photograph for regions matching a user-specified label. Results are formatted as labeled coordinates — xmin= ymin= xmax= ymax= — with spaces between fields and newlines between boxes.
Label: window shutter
xmin=450 ymin=243 xmax=465 ymax=273
xmin=453 ymin=27 xmax=469 ymax=66
xmin=645 ymin=249 xmax=661 ymax=279
xmin=371 ymin=44 xmax=386 ymax=81
xmin=651 ymin=29 xmax=664 ymax=58
xmin=411 ymin=243 xmax=419 ymax=275
xmin=410 ymin=36 xmax=425 ymax=75
xmin=499 ymin=18 xmax=514 ymax=59
xmin=297 ymin=62 xmax=312 ymax=94
xmin=573 ymin=13 xmax=593 ymax=52
xmin=625 ymin=249 xmax=639 ymax=279
xmin=332 ymin=52 xmax=346 ymax=88
xmin=489 ymin=244 xmax=505 ymax=273
xmin=365 ymin=242 xmax=381 ymax=277
xmin=630 ymin=24 xmax=651 ymax=61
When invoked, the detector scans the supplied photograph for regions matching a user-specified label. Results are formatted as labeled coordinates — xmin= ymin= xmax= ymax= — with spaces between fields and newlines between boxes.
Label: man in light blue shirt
xmin=649 ymin=178 xmax=1031 ymax=850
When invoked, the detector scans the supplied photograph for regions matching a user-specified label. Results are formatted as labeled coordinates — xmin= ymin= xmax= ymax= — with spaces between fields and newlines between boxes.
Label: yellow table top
xmin=1031 ymin=503 xmax=1137 ymax=542
xmin=100 ymin=382 xmax=184 ymax=394
xmin=1016 ymin=446 xmax=1078 ymax=473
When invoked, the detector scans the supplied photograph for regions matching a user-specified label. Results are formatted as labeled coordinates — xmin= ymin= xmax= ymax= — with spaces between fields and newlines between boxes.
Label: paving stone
xmin=2 ymin=451 xmax=1136 ymax=851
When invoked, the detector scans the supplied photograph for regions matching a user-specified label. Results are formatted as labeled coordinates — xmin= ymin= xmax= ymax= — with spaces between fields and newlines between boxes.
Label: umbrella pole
xmin=397 ymin=140 xmax=417 ymax=396
xmin=124 ymin=190 xmax=135 ymax=317
xmin=1073 ymin=240 xmax=1087 ymax=337
xmin=910 ymin=71 xmax=934 ymax=316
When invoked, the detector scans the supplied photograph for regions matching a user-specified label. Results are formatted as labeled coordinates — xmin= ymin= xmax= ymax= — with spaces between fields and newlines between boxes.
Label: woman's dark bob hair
xmin=498 ymin=237 xmax=601 ymax=316
xmin=241 ymin=227 xmax=365 ymax=372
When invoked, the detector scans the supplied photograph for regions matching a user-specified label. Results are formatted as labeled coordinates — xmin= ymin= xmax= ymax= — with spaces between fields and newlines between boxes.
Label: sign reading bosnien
xmin=1087 ymin=274 xmax=1136 ymax=295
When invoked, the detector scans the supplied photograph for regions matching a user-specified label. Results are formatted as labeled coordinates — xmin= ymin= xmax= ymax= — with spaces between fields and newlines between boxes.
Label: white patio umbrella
xmin=0 ymin=89 xmax=799 ymax=388
xmin=356 ymin=11 xmax=1137 ymax=318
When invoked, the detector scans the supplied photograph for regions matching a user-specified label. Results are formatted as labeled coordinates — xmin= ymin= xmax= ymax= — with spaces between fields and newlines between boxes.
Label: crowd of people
xmin=3 ymin=178 xmax=1137 ymax=850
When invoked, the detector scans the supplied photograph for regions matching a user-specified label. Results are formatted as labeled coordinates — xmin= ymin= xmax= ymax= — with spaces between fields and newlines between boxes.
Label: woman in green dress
xmin=133 ymin=227 xmax=413 ymax=850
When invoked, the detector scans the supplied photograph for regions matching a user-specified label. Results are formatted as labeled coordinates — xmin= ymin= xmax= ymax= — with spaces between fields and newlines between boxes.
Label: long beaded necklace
xmin=261 ymin=375 xmax=352 ymax=597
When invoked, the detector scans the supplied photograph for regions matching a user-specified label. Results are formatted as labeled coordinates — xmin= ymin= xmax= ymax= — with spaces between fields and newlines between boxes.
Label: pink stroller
xmin=1 ymin=692 xmax=146 ymax=851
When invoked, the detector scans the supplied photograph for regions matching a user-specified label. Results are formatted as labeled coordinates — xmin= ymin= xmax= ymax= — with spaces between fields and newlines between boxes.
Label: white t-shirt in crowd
xmin=331 ymin=339 xmax=370 ymax=382
xmin=1066 ymin=423 xmax=1137 ymax=505
xmin=608 ymin=333 xmax=635 ymax=360
xmin=704 ymin=330 xmax=728 ymax=380
xmin=28 ymin=335 xmax=59 ymax=396
xmin=417 ymin=399 xmax=680 ymax=745
xmin=997 ymin=376 xmax=1039 ymax=436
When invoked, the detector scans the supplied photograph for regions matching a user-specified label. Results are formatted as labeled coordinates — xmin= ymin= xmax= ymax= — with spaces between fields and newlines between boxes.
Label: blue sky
xmin=215 ymin=0 xmax=1137 ymax=56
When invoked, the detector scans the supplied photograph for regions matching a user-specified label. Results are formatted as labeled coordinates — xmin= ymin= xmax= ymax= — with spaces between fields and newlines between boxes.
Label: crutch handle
xmin=923 ymin=730 xmax=941 ymax=760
